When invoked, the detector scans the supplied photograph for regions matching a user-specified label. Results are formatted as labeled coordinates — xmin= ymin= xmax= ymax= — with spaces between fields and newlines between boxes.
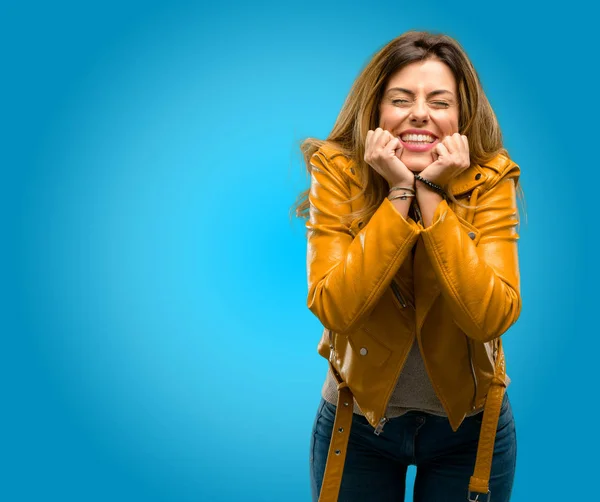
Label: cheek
xmin=379 ymin=108 xmax=409 ymax=128
xmin=449 ymin=110 xmax=460 ymax=132
xmin=439 ymin=113 xmax=459 ymax=135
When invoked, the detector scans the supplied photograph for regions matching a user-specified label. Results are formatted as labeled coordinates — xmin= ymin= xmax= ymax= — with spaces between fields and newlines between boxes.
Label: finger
xmin=372 ymin=126 xmax=383 ymax=140
xmin=377 ymin=129 xmax=391 ymax=149
xmin=380 ymin=128 xmax=395 ymax=149
xmin=461 ymin=134 xmax=469 ymax=152
xmin=365 ymin=129 xmax=374 ymax=148
xmin=439 ymin=135 xmax=453 ymax=154
xmin=390 ymin=136 xmax=401 ymax=150
xmin=375 ymin=128 xmax=389 ymax=148
xmin=444 ymin=133 xmax=461 ymax=154
xmin=452 ymin=133 xmax=467 ymax=152
xmin=389 ymin=136 xmax=402 ymax=156
xmin=460 ymin=135 xmax=471 ymax=169
xmin=435 ymin=142 xmax=450 ymax=157
xmin=365 ymin=130 xmax=376 ymax=161
xmin=383 ymin=131 xmax=398 ymax=153
xmin=451 ymin=133 xmax=465 ymax=152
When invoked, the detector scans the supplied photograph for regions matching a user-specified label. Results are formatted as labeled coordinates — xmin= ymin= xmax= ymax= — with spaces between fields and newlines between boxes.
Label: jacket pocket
xmin=347 ymin=328 xmax=392 ymax=368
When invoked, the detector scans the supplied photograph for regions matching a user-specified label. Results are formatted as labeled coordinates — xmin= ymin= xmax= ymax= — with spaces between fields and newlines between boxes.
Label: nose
xmin=410 ymin=100 xmax=429 ymax=124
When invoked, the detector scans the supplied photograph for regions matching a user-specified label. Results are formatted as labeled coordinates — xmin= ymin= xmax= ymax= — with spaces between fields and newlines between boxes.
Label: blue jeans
xmin=309 ymin=392 xmax=516 ymax=501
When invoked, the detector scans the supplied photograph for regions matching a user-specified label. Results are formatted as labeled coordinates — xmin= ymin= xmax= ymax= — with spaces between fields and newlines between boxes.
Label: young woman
xmin=292 ymin=31 xmax=524 ymax=502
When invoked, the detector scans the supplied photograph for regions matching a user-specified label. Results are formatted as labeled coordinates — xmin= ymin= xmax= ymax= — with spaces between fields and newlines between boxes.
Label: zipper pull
xmin=374 ymin=417 xmax=388 ymax=436
xmin=390 ymin=280 xmax=407 ymax=308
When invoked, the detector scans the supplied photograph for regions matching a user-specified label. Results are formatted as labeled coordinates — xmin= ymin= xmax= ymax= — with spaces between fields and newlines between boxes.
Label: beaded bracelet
xmin=414 ymin=174 xmax=446 ymax=196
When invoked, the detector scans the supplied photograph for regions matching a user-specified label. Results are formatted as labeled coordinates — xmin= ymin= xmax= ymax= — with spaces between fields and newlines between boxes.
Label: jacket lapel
xmin=413 ymin=164 xmax=488 ymax=336
xmin=448 ymin=164 xmax=488 ymax=196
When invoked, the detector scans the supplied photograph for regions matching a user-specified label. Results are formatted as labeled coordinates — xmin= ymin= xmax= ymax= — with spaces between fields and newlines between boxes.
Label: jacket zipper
xmin=371 ymin=279 xmax=413 ymax=434
xmin=466 ymin=337 xmax=478 ymax=409
xmin=374 ymin=417 xmax=388 ymax=435
xmin=329 ymin=327 xmax=391 ymax=435
xmin=390 ymin=279 xmax=407 ymax=308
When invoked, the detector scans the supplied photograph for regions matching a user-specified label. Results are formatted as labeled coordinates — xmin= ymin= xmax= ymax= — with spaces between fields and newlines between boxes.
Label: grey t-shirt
xmin=321 ymin=335 xmax=510 ymax=418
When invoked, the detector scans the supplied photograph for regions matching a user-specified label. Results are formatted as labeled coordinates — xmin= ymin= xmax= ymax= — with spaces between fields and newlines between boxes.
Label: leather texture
xmin=306 ymin=144 xmax=521 ymax=501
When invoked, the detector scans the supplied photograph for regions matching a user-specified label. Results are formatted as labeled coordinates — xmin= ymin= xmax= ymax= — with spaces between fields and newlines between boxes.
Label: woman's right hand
xmin=364 ymin=128 xmax=414 ymax=187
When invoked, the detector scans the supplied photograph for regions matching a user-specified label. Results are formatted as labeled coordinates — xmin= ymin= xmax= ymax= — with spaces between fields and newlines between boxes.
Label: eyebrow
xmin=386 ymin=87 xmax=454 ymax=97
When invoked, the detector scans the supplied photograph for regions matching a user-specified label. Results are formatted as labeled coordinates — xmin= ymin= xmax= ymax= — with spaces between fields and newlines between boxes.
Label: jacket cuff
xmin=419 ymin=198 xmax=449 ymax=232
xmin=382 ymin=196 xmax=422 ymax=234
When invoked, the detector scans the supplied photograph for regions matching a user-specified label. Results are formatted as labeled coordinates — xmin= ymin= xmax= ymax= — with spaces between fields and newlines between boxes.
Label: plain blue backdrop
xmin=2 ymin=1 xmax=597 ymax=500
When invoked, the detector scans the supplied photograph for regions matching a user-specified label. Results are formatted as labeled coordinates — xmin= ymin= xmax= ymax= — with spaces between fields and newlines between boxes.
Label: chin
xmin=405 ymin=162 xmax=429 ymax=173
xmin=401 ymin=153 xmax=433 ymax=173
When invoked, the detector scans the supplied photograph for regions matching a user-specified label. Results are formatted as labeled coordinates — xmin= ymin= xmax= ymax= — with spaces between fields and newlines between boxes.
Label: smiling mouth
xmin=399 ymin=133 xmax=437 ymax=144
xmin=399 ymin=134 xmax=438 ymax=152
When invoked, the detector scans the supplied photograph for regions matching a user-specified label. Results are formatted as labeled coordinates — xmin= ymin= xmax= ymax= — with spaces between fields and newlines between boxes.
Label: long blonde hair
xmin=291 ymin=30 xmax=525 ymax=225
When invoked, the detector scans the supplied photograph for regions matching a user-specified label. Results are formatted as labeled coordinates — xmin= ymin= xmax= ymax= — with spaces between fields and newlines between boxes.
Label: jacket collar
xmin=447 ymin=164 xmax=488 ymax=196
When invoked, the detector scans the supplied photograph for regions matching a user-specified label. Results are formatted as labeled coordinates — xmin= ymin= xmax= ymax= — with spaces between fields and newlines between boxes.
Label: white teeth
xmin=400 ymin=134 xmax=435 ymax=143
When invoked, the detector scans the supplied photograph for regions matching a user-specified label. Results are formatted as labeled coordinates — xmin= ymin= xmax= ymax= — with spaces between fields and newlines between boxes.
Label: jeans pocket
xmin=310 ymin=399 xmax=328 ymax=464
xmin=497 ymin=392 xmax=512 ymax=429
xmin=313 ymin=399 xmax=337 ymax=439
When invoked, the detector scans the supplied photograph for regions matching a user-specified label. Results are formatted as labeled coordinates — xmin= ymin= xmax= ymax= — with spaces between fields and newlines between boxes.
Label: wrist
xmin=388 ymin=182 xmax=415 ymax=202
xmin=414 ymin=178 xmax=438 ymax=192
xmin=389 ymin=176 xmax=415 ymax=188
xmin=414 ymin=173 xmax=446 ymax=198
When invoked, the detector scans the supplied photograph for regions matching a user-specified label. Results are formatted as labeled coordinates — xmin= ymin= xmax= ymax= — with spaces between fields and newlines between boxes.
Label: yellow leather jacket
xmin=306 ymin=144 xmax=521 ymax=434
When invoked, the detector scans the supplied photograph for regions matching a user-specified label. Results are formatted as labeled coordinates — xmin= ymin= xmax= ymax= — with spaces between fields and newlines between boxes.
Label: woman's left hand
xmin=419 ymin=133 xmax=471 ymax=186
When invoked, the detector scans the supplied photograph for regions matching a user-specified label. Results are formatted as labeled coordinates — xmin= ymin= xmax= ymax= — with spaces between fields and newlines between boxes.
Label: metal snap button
xmin=468 ymin=232 xmax=476 ymax=240
xmin=475 ymin=173 xmax=481 ymax=180
xmin=359 ymin=347 xmax=368 ymax=356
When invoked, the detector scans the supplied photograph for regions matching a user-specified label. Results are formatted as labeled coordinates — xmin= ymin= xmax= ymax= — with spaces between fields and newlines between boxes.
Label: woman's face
xmin=378 ymin=58 xmax=459 ymax=172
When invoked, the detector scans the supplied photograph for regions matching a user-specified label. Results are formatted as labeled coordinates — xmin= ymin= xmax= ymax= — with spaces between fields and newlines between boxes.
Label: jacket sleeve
xmin=419 ymin=165 xmax=522 ymax=343
xmin=306 ymin=148 xmax=421 ymax=335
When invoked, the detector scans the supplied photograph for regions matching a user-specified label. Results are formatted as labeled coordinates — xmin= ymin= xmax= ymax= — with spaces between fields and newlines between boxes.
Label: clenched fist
xmin=364 ymin=128 xmax=415 ymax=187
xmin=420 ymin=133 xmax=471 ymax=186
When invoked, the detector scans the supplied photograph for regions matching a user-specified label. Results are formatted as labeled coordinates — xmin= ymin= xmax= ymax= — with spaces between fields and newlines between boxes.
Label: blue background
xmin=2 ymin=1 xmax=597 ymax=500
